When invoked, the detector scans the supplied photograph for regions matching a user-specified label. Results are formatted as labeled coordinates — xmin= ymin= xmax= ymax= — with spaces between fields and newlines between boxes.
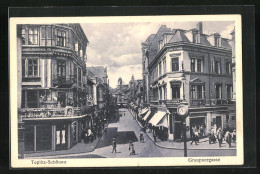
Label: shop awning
xmin=139 ymin=108 xmax=148 ymax=115
xmin=149 ymin=111 xmax=167 ymax=126
xmin=143 ymin=110 xmax=151 ymax=121
xmin=156 ymin=114 xmax=168 ymax=128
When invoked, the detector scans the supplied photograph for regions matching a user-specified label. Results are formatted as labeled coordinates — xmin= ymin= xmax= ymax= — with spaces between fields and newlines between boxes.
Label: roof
xmin=169 ymin=30 xmax=189 ymax=43
xmin=87 ymin=66 xmax=107 ymax=83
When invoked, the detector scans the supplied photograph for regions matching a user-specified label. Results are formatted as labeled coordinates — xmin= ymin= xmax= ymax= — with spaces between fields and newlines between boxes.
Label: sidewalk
xmin=25 ymin=136 xmax=101 ymax=158
xmin=132 ymin=110 xmax=236 ymax=150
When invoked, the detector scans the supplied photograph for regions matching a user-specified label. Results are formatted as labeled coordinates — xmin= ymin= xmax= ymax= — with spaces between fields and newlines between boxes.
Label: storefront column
xmin=51 ymin=125 xmax=56 ymax=151
xmin=47 ymin=59 xmax=51 ymax=88
xmin=185 ymin=116 xmax=190 ymax=139
xmin=67 ymin=123 xmax=71 ymax=150
xmin=33 ymin=125 xmax=36 ymax=152
xmin=206 ymin=112 xmax=212 ymax=133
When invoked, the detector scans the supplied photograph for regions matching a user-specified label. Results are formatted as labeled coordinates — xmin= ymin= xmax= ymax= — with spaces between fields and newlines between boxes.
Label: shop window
xmin=172 ymin=85 xmax=180 ymax=99
xmin=172 ymin=58 xmax=179 ymax=71
xmin=36 ymin=125 xmax=52 ymax=151
xmin=28 ymin=27 xmax=38 ymax=45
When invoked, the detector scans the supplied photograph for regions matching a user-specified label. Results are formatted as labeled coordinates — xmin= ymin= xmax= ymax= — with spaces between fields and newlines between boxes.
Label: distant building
xmin=112 ymin=77 xmax=130 ymax=107
xmin=87 ymin=66 xmax=108 ymax=109
xmin=142 ymin=22 xmax=236 ymax=141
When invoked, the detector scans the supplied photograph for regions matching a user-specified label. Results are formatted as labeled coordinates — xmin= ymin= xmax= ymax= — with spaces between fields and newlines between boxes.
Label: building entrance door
xmin=174 ymin=121 xmax=182 ymax=140
xmin=216 ymin=116 xmax=222 ymax=129
xmin=56 ymin=124 xmax=67 ymax=150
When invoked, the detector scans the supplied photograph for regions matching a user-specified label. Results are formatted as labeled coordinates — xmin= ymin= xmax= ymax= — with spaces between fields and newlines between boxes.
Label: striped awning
xmin=149 ymin=111 xmax=167 ymax=126
xmin=143 ymin=110 xmax=151 ymax=121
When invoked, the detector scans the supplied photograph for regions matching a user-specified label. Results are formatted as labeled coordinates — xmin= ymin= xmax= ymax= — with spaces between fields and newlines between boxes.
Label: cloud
xmin=81 ymin=21 xmax=235 ymax=88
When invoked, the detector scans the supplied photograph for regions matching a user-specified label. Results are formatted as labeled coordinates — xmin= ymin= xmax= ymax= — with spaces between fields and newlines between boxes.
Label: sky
xmin=81 ymin=21 xmax=234 ymax=88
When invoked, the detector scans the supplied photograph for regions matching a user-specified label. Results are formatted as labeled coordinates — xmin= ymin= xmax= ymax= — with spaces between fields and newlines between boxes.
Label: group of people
xmin=111 ymin=137 xmax=136 ymax=156
xmin=208 ymin=127 xmax=236 ymax=148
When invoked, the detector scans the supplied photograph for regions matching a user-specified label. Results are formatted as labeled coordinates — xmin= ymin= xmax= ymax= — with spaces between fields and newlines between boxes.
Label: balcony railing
xmin=53 ymin=75 xmax=76 ymax=86
xmin=18 ymin=107 xmax=82 ymax=119
xmin=190 ymin=99 xmax=234 ymax=106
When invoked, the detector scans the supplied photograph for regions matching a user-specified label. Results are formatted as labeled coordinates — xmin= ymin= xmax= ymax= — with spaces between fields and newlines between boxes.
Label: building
xmin=18 ymin=23 xmax=92 ymax=152
xmin=87 ymin=66 xmax=109 ymax=109
xmin=112 ymin=77 xmax=130 ymax=107
xmin=142 ymin=22 xmax=236 ymax=141
xmin=129 ymin=75 xmax=143 ymax=106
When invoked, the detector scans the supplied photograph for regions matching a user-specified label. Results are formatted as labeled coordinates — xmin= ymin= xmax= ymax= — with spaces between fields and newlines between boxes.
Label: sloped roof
xmin=221 ymin=39 xmax=232 ymax=50
xmin=87 ymin=66 xmax=107 ymax=83
xmin=145 ymin=34 xmax=156 ymax=43
xmin=200 ymin=34 xmax=211 ymax=46
xmin=169 ymin=30 xmax=189 ymax=43
xmin=148 ymin=25 xmax=171 ymax=64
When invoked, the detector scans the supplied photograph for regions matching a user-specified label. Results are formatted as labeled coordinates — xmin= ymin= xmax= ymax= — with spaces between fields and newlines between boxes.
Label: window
xmin=21 ymin=29 xmax=25 ymax=45
xmin=143 ymin=61 xmax=145 ymax=71
xmin=197 ymin=59 xmax=202 ymax=72
xmin=164 ymin=86 xmax=167 ymax=100
xmin=172 ymin=58 xmax=179 ymax=71
xmin=25 ymin=59 xmax=38 ymax=77
xmin=190 ymin=85 xmax=205 ymax=99
xmin=28 ymin=28 xmax=38 ymax=45
xmin=215 ymin=84 xmax=222 ymax=99
xmin=226 ymin=62 xmax=231 ymax=74
xmin=191 ymin=58 xmax=195 ymax=72
xmin=227 ymin=84 xmax=232 ymax=99
xmin=57 ymin=60 xmax=66 ymax=77
xmin=215 ymin=60 xmax=221 ymax=74
xmin=172 ymin=85 xmax=180 ymax=99
xmin=57 ymin=30 xmax=66 ymax=47
xmin=78 ymin=68 xmax=82 ymax=85
xmin=163 ymin=59 xmax=166 ymax=74
xmin=159 ymin=87 xmax=162 ymax=100
xmin=159 ymin=62 xmax=162 ymax=76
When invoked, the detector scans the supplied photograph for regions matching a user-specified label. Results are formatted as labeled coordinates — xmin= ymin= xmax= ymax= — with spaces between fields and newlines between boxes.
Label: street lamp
xmin=177 ymin=105 xmax=189 ymax=157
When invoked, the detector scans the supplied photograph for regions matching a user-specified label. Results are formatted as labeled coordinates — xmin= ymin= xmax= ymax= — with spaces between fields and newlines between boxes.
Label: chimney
xmin=196 ymin=22 xmax=203 ymax=34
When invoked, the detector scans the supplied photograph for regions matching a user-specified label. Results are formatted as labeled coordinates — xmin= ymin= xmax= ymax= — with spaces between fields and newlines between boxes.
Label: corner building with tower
xmin=141 ymin=22 xmax=236 ymax=141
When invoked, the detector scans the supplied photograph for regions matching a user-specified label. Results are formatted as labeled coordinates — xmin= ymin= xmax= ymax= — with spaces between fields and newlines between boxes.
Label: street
xmin=27 ymin=108 xmax=236 ymax=159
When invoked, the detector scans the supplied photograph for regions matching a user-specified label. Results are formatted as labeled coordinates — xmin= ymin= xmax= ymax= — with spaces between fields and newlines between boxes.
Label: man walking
xmin=112 ymin=137 xmax=117 ymax=153
xmin=217 ymin=128 xmax=223 ymax=147
xmin=139 ymin=131 xmax=144 ymax=143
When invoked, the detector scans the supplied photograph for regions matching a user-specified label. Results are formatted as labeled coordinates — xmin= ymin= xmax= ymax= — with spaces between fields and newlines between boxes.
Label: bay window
xmin=57 ymin=30 xmax=66 ymax=47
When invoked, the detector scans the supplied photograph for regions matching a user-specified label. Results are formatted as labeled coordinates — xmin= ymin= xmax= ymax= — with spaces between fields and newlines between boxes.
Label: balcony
xmin=53 ymin=75 xmax=75 ymax=87
xmin=190 ymin=99 xmax=234 ymax=107
xmin=18 ymin=107 xmax=83 ymax=120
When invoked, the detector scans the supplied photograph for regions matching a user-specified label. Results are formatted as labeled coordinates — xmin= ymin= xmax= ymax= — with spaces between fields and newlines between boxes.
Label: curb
xmin=130 ymin=109 xmax=236 ymax=151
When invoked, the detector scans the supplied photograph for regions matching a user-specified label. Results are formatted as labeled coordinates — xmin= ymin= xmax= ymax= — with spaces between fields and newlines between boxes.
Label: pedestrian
xmin=232 ymin=129 xmax=236 ymax=143
xmin=129 ymin=141 xmax=135 ymax=155
xmin=226 ymin=131 xmax=232 ymax=148
xmin=139 ymin=131 xmax=144 ymax=143
xmin=217 ymin=128 xmax=223 ymax=147
xmin=208 ymin=131 xmax=212 ymax=144
xmin=153 ymin=129 xmax=157 ymax=142
xmin=190 ymin=130 xmax=198 ymax=145
xmin=111 ymin=137 xmax=117 ymax=153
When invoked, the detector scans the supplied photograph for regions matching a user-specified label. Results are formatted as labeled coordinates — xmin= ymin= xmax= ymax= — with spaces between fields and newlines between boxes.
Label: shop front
xmin=23 ymin=115 xmax=87 ymax=153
